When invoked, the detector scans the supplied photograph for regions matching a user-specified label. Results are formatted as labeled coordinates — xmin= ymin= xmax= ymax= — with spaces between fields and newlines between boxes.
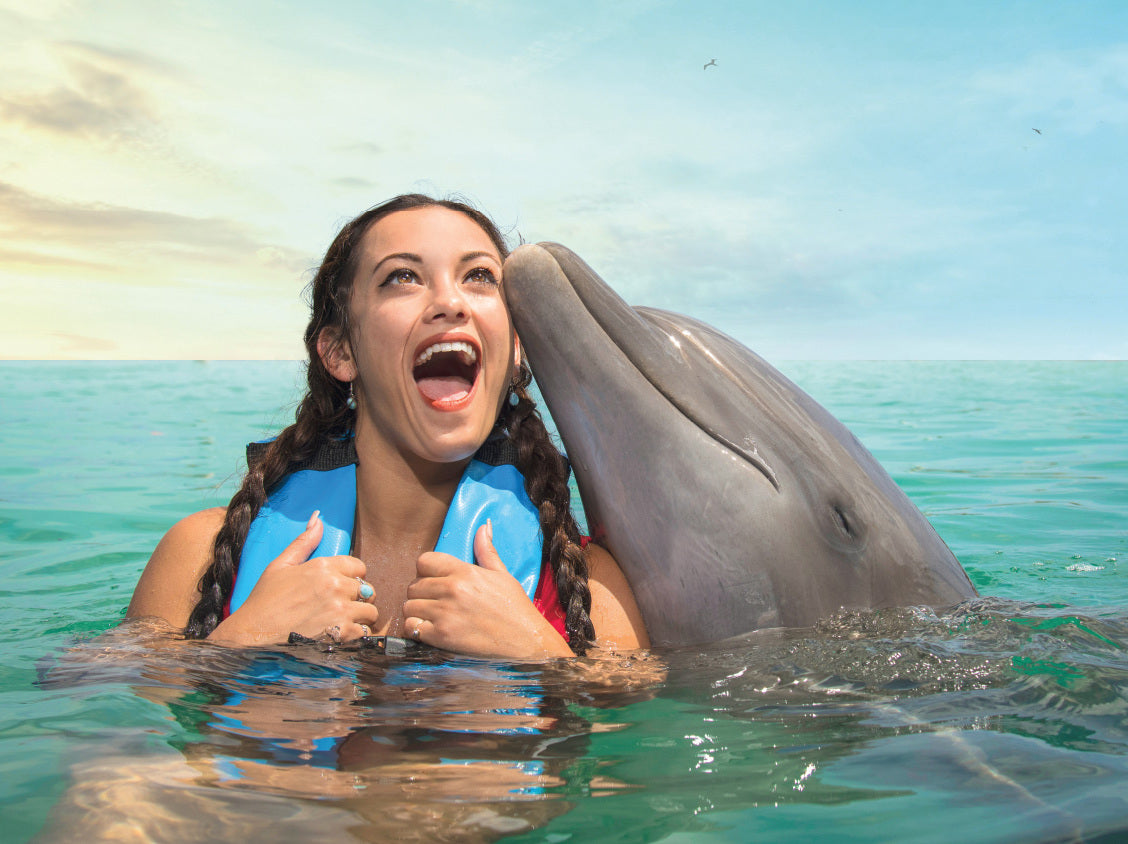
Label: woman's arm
xmin=127 ymin=508 xmax=227 ymax=628
xmin=584 ymin=543 xmax=650 ymax=650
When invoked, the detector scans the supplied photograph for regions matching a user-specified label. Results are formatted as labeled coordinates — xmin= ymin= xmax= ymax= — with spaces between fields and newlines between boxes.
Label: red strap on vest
xmin=532 ymin=536 xmax=591 ymax=642
xmin=533 ymin=559 xmax=567 ymax=641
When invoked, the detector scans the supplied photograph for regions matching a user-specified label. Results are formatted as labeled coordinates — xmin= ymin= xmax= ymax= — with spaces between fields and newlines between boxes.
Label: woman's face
xmin=326 ymin=206 xmax=517 ymax=466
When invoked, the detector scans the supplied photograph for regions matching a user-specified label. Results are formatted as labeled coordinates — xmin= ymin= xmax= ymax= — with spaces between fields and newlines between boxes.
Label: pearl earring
xmin=346 ymin=382 xmax=358 ymax=410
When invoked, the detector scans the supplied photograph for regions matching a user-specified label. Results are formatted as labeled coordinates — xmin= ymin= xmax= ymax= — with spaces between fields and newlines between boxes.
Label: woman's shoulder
xmin=582 ymin=541 xmax=650 ymax=649
xmin=126 ymin=507 xmax=227 ymax=626
xmin=582 ymin=540 xmax=629 ymax=583
xmin=168 ymin=506 xmax=228 ymax=538
xmin=153 ymin=507 xmax=228 ymax=562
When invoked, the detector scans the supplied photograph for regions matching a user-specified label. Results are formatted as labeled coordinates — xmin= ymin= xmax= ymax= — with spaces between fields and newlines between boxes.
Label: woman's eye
xmin=382 ymin=268 xmax=418 ymax=287
xmin=465 ymin=267 xmax=499 ymax=286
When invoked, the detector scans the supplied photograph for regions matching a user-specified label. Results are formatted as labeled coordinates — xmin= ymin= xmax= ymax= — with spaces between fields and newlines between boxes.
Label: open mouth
xmin=413 ymin=340 xmax=480 ymax=408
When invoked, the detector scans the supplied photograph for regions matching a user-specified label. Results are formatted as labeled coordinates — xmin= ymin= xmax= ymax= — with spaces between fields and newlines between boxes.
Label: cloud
xmin=255 ymin=245 xmax=314 ymax=276
xmin=0 ymin=40 xmax=174 ymax=143
xmin=329 ymin=176 xmax=378 ymax=191
xmin=334 ymin=141 xmax=384 ymax=156
xmin=50 ymin=332 xmax=119 ymax=354
xmin=0 ymin=0 xmax=76 ymax=20
xmin=0 ymin=245 xmax=109 ymax=272
xmin=966 ymin=44 xmax=1128 ymax=133
xmin=0 ymin=181 xmax=310 ymax=272
xmin=506 ymin=0 xmax=670 ymax=76
xmin=58 ymin=40 xmax=179 ymax=77
xmin=0 ymin=182 xmax=316 ymax=359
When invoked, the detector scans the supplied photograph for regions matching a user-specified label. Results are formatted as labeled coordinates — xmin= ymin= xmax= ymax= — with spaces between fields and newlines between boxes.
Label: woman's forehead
xmin=364 ymin=206 xmax=501 ymax=263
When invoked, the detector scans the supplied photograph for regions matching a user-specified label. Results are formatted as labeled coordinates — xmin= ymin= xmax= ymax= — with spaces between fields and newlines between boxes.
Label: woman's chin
xmin=410 ymin=411 xmax=498 ymax=464
xmin=416 ymin=439 xmax=490 ymax=467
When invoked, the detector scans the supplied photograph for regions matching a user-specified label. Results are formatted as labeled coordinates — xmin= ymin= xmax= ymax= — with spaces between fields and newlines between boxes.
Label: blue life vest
xmin=229 ymin=437 xmax=544 ymax=613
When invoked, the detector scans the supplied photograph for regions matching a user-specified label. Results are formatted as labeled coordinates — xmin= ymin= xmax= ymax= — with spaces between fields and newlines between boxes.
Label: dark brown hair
xmin=185 ymin=195 xmax=595 ymax=652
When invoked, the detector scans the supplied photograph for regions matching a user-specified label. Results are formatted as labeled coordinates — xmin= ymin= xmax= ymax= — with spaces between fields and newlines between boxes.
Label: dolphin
xmin=503 ymin=243 xmax=977 ymax=647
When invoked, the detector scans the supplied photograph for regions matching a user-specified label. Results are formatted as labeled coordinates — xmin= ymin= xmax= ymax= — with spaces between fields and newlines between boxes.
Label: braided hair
xmin=185 ymin=195 xmax=595 ymax=653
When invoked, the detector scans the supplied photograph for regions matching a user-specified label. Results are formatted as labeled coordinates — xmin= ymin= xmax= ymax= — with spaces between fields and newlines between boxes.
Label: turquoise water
xmin=2 ymin=361 xmax=1126 ymax=842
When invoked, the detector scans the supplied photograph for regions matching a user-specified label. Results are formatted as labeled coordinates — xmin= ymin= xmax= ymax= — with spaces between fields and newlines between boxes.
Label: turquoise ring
xmin=356 ymin=578 xmax=375 ymax=601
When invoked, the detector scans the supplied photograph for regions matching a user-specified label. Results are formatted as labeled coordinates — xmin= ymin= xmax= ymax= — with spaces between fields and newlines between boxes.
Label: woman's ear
xmin=512 ymin=334 xmax=523 ymax=378
xmin=317 ymin=327 xmax=357 ymax=382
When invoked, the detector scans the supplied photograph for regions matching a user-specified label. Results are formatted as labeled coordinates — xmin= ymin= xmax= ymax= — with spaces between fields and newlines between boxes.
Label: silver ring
xmin=411 ymin=623 xmax=422 ymax=640
xmin=359 ymin=624 xmax=371 ymax=637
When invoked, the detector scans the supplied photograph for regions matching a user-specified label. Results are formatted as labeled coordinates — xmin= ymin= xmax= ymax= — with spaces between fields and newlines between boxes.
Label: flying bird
xmin=1032 ymin=128 xmax=1042 ymax=134
xmin=704 ymin=59 xmax=717 ymax=70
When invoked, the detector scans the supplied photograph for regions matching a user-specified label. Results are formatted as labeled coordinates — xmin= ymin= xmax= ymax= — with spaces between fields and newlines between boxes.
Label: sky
xmin=1 ymin=0 xmax=1125 ymax=360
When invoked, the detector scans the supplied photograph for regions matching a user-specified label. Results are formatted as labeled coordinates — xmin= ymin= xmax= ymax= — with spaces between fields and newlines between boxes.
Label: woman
xmin=128 ymin=194 xmax=649 ymax=657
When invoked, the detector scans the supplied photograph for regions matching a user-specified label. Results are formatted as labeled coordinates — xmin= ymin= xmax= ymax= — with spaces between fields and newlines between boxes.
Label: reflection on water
xmin=35 ymin=600 xmax=1128 ymax=843
xmin=37 ymin=621 xmax=660 ymax=842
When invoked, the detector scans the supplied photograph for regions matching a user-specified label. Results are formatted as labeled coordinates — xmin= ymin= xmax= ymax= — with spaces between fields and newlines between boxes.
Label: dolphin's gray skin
xmin=503 ymin=243 xmax=977 ymax=646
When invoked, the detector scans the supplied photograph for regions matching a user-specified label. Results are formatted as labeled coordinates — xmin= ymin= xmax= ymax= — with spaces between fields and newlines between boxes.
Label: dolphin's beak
xmin=506 ymin=243 xmax=781 ymax=488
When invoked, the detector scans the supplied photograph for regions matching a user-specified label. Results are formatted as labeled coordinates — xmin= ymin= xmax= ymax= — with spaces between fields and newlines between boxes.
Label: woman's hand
xmin=208 ymin=513 xmax=379 ymax=647
xmin=403 ymin=521 xmax=573 ymax=659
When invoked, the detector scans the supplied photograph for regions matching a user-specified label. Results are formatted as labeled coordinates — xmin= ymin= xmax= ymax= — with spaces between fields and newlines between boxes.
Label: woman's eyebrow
xmin=459 ymin=250 xmax=501 ymax=265
xmin=372 ymin=252 xmax=423 ymax=273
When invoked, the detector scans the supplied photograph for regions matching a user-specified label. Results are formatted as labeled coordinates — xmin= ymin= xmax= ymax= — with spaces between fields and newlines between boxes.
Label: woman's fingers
xmin=414 ymin=551 xmax=465 ymax=579
xmin=298 ymin=553 xmax=371 ymax=600
xmin=472 ymin=520 xmax=505 ymax=572
xmin=348 ymin=602 xmax=380 ymax=638
xmin=407 ymin=552 xmax=467 ymax=602
xmin=398 ymin=540 xmax=572 ymax=658
xmin=322 ymin=603 xmax=380 ymax=642
xmin=401 ymin=614 xmax=430 ymax=643
xmin=308 ymin=552 xmax=366 ymax=579
xmin=402 ymin=594 xmax=440 ymax=622
xmin=213 ymin=508 xmax=378 ymax=645
xmin=341 ymin=570 xmax=376 ymax=603
xmin=354 ymin=576 xmax=376 ymax=602
xmin=263 ymin=510 xmax=325 ymax=572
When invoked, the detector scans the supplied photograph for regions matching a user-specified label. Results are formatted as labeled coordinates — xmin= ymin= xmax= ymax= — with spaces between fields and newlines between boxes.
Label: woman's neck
xmin=349 ymin=427 xmax=472 ymax=564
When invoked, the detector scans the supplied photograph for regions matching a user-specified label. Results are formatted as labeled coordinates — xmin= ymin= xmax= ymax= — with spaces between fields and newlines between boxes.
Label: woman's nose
xmin=425 ymin=275 xmax=468 ymax=322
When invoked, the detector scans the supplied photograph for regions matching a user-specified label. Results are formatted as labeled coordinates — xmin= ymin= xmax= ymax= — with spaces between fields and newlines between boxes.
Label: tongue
xmin=417 ymin=376 xmax=472 ymax=403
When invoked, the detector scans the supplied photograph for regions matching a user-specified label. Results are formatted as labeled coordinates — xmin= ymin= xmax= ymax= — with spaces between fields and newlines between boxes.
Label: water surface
xmin=2 ymin=361 xmax=1125 ymax=842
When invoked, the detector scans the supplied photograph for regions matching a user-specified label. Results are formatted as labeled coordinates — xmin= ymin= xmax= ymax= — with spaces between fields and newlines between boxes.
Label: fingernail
xmin=486 ymin=518 xmax=494 ymax=542
xmin=307 ymin=510 xmax=320 ymax=530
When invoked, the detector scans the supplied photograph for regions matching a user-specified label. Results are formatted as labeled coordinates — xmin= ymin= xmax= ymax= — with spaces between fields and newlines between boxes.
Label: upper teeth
xmin=415 ymin=341 xmax=477 ymax=367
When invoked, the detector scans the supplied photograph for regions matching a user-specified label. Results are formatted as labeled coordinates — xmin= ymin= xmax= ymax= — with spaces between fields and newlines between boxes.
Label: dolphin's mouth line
xmin=633 ymin=351 xmax=782 ymax=491
xmin=575 ymin=299 xmax=783 ymax=492
xmin=552 ymin=263 xmax=782 ymax=491
xmin=655 ymin=322 xmax=782 ymax=491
